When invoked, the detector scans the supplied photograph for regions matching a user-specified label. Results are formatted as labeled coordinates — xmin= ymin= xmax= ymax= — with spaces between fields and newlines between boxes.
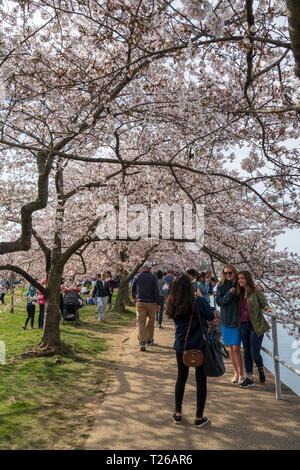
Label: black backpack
xmin=64 ymin=290 xmax=79 ymax=308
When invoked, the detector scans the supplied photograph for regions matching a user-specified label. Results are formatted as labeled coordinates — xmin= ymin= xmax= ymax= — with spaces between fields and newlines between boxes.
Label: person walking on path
xmin=216 ymin=265 xmax=245 ymax=384
xmin=106 ymin=271 xmax=115 ymax=312
xmin=237 ymin=271 xmax=273 ymax=388
xmin=167 ymin=273 xmax=214 ymax=428
xmin=163 ymin=269 xmax=174 ymax=286
xmin=156 ymin=270 xmax=165 ymax=329
xmin=23 ymin=284 xmax=37 ymax=330
xmin=131 ymin=261 xmax=160 ymax=351
xmin=92 ymin=272 xmax=110 ymax=322
xmin=37 ymin=279 xmax=46 ymax=329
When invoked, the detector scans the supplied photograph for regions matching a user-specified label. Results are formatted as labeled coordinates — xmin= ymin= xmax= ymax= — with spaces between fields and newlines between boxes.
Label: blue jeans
xmin=96 ymin=296 xmax=108 ymax=320
xmin=156 ymin=295 xmax=165 ymax=325
xmin=240 ymin=321 xmax=264 ymax=375
xmin=25 ymin=304 xmax=35 ymax=328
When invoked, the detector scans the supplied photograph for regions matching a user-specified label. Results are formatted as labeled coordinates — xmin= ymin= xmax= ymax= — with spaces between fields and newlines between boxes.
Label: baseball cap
xmin=143 ymin=261 xmax=152 ymax=268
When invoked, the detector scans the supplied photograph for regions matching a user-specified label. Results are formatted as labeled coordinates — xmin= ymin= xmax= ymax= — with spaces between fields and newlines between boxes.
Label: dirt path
xmin=85 ymin=317 xmax=300 ymax=450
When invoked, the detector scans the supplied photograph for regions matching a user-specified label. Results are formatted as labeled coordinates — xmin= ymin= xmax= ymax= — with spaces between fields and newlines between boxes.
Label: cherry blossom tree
xmin=0 ymin=0 xmax=299 ymax=354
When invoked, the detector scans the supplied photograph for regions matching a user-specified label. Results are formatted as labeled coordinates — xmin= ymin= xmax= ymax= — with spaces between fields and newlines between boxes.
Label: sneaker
xmin=173 ymin=413 xmax=182 ymax=425
xmin=194 ymin=417 xmax=209 ymax=428
xmin=22 ymin=326 xmax=27 ymax=330
xmin=159 ymin=325 xmax=164 ymax=330
xmin=240 ymin=377 xmax=255 ymax=388
xmin=146 ymin=339 xmax=154 ymax=346
xmin=258 ymin=368 xmax=266 ymax=383
xmin=140 ymin=342 xmax=146 ymax=351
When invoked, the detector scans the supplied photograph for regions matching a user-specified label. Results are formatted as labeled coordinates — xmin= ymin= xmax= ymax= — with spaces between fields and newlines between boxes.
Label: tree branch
xmin=0 ymin=264 xmax=45 ymax=294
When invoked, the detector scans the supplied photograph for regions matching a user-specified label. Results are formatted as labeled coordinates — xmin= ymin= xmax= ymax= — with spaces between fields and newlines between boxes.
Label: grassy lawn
xmin=0 ymin=288 xmax=135 ymax=450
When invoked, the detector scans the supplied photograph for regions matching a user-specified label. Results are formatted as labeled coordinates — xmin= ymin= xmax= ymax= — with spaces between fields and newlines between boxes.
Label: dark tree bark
xmin=113 ymin=271 xmax=130 ymax=313
xmin=38 ymin=266 xmax=63 ymax=354
xmin=286 ymin=0 xmax=300 ymax=77
xmin=0 ymin=151 xmax=52 ymax=255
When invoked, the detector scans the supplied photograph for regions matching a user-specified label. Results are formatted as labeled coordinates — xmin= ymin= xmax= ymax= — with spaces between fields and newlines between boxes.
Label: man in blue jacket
xmin=131 ymin=261 xmax=160 ymax=351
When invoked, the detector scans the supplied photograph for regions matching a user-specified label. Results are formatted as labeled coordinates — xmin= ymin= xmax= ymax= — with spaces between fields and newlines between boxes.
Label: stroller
xmin=63 ymin=289 xmax=81 ymax=326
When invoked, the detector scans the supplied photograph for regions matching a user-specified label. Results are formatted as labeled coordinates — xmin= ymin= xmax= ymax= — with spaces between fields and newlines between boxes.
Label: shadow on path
xmin=85 ymin=320 xmax=300 ymax=450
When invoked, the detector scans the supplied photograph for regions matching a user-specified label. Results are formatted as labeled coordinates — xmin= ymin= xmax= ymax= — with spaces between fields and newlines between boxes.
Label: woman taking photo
xmin=237 ymin=271 xmax=272 ymax=388
xmin=167 ymin=273 xmax=214 ymax=428
xmin=216 ymin=265 xmax=244 ymax=384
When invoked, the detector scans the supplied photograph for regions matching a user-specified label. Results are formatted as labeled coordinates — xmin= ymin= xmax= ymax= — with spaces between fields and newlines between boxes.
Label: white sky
xmin=276 ymin=228 xmax=299 ymax=254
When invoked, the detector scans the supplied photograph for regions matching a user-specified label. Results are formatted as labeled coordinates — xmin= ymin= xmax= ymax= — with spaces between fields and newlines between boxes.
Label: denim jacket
xmin=216 ymin=280 xmax=239 ymax=328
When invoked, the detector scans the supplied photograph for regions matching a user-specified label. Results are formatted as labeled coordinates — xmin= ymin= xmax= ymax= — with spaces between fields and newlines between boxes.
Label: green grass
xmin=0 ymin=288 xmax=135 ymax=449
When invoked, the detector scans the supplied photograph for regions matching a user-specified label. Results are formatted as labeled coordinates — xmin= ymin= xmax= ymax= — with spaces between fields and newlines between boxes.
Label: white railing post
xmin=271 ymin=316 xmax=282 ymax=400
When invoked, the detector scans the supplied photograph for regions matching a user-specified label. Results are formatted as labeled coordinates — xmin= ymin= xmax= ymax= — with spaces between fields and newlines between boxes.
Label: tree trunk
xmin=38 ymin=267 xmax=63 ymax=354
xmin=286 ymin=0 xmax=300 ymax=77
xmin=113 ymin=274 xmax=131 ymax=313
xmin=124 ymin=281 xmax=133 ymax=306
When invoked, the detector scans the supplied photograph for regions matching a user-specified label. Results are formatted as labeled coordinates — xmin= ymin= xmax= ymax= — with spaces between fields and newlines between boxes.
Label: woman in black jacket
xmin=167 ymin=274 xmax=214 ymax=428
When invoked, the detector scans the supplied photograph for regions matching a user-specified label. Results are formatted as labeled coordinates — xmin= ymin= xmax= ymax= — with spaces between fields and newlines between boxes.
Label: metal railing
xmin=261 ymin=311 xmax=300 ymax=400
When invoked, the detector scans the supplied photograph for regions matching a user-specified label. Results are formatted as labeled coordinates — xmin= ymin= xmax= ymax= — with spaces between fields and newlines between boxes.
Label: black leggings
xmin=175 ymin=352 xmax=207 ymax=418
xmin=25 ymin=304 xmax=35 ymax=328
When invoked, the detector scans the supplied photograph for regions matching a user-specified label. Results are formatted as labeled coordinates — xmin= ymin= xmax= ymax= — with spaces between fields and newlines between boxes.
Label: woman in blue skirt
xmin=216 ymin=265 xmax=244 ymax=384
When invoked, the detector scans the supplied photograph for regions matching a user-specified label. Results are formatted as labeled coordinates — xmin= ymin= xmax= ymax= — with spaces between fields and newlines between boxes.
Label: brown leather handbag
xmin=182 ymin=308 xmax=204 ymax=367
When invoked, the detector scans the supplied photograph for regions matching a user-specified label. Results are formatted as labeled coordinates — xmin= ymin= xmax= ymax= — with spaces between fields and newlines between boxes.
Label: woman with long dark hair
xmin=167 ymin=273 xmax=214 ymax=428
xmin=237 ymin=271 xmax=272 ymax=388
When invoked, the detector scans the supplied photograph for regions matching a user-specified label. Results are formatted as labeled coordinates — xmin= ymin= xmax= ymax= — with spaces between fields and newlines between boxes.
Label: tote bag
xmin=196 ymin=305 xmax=229 ymax=377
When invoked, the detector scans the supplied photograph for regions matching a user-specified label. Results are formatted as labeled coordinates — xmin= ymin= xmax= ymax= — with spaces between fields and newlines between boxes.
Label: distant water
xmin=261 ymin=322 xmax=300 ymax=397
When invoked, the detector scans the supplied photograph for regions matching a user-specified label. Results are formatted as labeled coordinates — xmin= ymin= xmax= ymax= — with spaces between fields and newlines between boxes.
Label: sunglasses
xmin=224 ymin=271 xmax=233 ymax=275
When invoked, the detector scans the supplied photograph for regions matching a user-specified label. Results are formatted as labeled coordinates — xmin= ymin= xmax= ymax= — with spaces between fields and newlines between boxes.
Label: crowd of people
xmin=12 ymin=261 xmax=273 ymax=429
xmin=0 ymin=278 xmax=22 ymax=304
xmin=131 ymin=261 xmax=273 ymax=428
xmin=21 ymin=271 xmax=120 ymax=330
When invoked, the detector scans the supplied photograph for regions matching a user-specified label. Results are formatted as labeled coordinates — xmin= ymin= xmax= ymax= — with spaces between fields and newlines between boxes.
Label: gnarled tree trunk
xmin=38 ymin=266 xmax=63 ymax=355
xmin=286 ymin=0 xmax=300 ymax=77
xmin=113 ymin=271 xmax=131 ymax=313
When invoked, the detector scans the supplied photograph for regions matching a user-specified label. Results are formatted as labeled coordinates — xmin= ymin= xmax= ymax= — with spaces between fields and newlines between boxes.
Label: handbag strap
xmin=184 ymin=300 xmax=216 ymax=351
xmin=195 ymin=301 xmax=210 ymax=341
xmin=183 ymin=308 xmax=194 ymax=352
xmin=196 ymin=302 xmax=230 ymax=358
